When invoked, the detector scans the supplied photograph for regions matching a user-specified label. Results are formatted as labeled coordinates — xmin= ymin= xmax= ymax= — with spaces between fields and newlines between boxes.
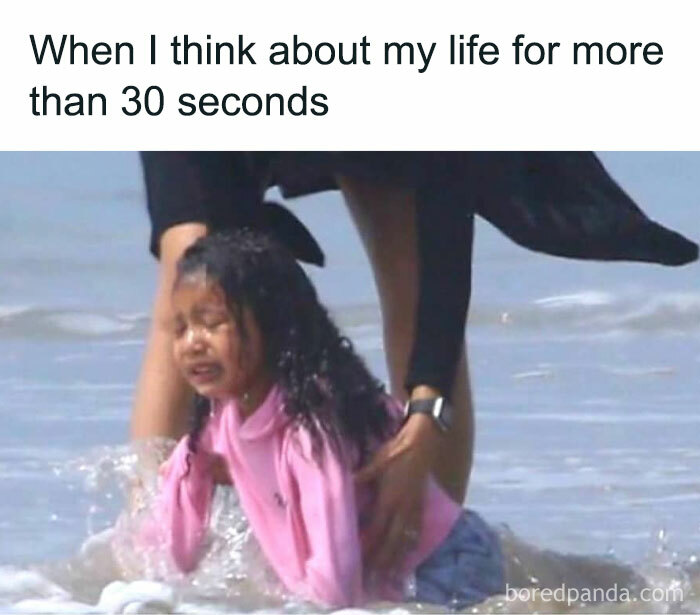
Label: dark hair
xmin=176 ymin=229 xmax=391 ymax=466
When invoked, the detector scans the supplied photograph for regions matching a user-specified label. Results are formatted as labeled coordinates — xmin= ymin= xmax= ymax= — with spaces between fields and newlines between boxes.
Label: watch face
xmin=436 ymin=398 xmax=453 ymax=431
xmin=440 ymin=400 xmax=453 ymax=426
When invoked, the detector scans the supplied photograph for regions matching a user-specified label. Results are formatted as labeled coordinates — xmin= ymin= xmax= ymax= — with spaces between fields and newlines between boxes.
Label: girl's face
xmin=172 ymin=273 xmax=267 ymax=403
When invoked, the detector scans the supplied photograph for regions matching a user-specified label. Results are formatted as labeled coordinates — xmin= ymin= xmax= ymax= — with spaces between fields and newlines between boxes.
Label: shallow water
xmin=1 ymin=152 xmax=699 ymax=612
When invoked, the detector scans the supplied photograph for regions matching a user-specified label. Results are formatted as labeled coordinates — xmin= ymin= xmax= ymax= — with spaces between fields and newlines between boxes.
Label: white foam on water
xmin=114 ymin=313 xmax=149 ymax=323
xmin=0 ymin=307 xmax=145 ymax=341
xmin=535 ymin=291 xmax=614 ymax=308
xmin=3 ymin=442 xmax=697 ymax=614
xmin=484 ymin=412 xmax=700 ymax=424
xmin=0 ymin=568 xmax=71 ymax=603
xmin=48 ymin=313 xmax=134 ymax=336
xmin=0 ymin=305 xmax=33 ymax=320
xmin=468 ymin=290 xmax=700 ymax=335
xmin=53 ymin=353 xmax=93 ymax=363
xmin=603 ymin=365 xmax=676 ymax=377
xmin=11 ymin=382 xmax=132 ymax=392
xmin=512 ymin=369 xmax=554 ymax=380
xmin=98 ymin=339 xmax=146 ymax=347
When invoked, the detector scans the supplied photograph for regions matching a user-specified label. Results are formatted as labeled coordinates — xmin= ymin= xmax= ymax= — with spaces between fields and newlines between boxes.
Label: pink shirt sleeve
xmin=285 ymin=429 xmax=364 ymax=607
xmin=152 ymin=437 xmax=215 ymax=573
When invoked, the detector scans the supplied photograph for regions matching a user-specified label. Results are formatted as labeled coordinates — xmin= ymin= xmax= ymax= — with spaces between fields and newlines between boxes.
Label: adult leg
xmin=337 ymin=177 xmax=474 ymax=503
xmin=130 ymin=222 xmax=208 ymax=441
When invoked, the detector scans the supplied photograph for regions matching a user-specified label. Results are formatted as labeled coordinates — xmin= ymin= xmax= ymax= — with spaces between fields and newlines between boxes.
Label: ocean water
xmin=0 ymin=152 xmax=699 ymax=613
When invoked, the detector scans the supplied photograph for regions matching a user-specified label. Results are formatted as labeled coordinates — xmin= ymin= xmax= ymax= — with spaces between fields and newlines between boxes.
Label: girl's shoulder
xmin=280 ymin=392 xmax=403 ymax=470
xmin=280 ymin=415 xmax=355 ymax=472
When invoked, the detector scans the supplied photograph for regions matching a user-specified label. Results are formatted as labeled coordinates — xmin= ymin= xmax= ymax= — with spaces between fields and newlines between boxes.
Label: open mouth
xmin=186 ymin=362 xmax=223 ymax=385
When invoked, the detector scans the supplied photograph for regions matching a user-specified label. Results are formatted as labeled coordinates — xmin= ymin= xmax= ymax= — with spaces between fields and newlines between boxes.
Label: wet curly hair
xmin=176 ymin=229 xmax=391 ymax=466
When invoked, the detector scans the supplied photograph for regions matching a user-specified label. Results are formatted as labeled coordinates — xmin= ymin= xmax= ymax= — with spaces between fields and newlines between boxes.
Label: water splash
xmin=3 ymin=442 xmax=700 ymax=613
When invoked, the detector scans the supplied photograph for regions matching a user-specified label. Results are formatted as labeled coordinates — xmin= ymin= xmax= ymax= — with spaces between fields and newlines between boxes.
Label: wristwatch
xmin=404 ymin=397 xmax=453 ymax=433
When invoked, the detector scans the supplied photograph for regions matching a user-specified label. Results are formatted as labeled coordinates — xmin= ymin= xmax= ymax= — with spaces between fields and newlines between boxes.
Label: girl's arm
xmin=147 ymin=437 xmax=216 ymax=573
xmin=285 ymin=429 xmax=364 ymax=607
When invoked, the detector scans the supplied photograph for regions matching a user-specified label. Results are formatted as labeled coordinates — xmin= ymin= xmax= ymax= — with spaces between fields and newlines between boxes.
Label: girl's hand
xmin=159 ymin=453 xmax=231 ymax=485
xmin=157 ymin=460 xmax=170 ymax=478
xmin=355 ymin=412 xmax=440 ymax=572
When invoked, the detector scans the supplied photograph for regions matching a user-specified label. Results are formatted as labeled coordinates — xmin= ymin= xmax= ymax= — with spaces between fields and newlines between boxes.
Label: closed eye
xmin=173 ymin=317 xmax=187 ymax=338
xmin=200 ymin=310 xmax=229 ymax=329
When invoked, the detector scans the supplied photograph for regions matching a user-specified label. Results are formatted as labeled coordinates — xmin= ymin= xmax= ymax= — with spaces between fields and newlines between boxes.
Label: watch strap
xmin=404 ymin=397 xmax=450 ymax=432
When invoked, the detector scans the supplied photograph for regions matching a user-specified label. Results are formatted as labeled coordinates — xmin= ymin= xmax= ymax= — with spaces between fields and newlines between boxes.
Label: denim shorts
xmin=414 ymin=510 xmax=505 ymax=610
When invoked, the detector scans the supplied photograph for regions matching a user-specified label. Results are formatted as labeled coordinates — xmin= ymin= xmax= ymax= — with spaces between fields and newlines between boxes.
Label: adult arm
xmin=131 ymin=152 xmax=264 ymax=442
xmin=406 ymin=177 xmax=474 ymax=397
xmin=130 ymin=222 xmax=206 ymax=441
xmin=358 ymin=175 xmax=475 ymax=571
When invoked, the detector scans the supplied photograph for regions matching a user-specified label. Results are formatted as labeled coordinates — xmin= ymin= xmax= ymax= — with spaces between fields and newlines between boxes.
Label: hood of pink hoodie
xmin=213 ymin=384 xmax=289 ymax=442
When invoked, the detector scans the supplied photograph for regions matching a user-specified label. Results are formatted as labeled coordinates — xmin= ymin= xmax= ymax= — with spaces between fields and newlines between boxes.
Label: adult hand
xmin=355 ymin=411 xmax=441 ymax=572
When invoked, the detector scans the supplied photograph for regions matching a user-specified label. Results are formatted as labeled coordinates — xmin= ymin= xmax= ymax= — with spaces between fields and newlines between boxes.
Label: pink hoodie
xmin=149 ymin=385 xmax=460 ymax=607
